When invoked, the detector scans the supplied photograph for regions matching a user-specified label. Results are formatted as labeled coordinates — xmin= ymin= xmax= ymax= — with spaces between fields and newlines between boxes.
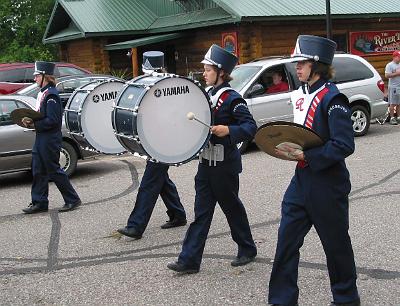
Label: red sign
xmin=349 ymin=30 xmax=400 ymax=56
xmin=221 ymin=32 xmax=239 ymax=57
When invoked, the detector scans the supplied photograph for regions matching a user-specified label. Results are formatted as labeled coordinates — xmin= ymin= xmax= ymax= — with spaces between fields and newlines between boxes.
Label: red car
xmin=0 ymin=62 xmax=92 ymax=94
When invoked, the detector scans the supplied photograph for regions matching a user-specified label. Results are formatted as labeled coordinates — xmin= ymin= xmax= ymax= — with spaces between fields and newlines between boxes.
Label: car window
xmin=244 ymin=65 xmax=290 ymax=98
xmin=0 ymin=68 xmax=26 ymax=83
xmin=58 ymin=78 xmax=97 ymax=94
xmin=261 ymin=66 xmax=290 ymax=95
xmin=24 ymin=67 xmax=35 ymax=82
xmin=332 ymin=57 xmax=374 ymax=83
xmin=230 ymin=66 xmax=262 ymax=92
xmin=0 ymin=100 xmax=19 ymax=126
xmin=57 ymin=66 xmax=88 ymax=77
xmin=16 ymin=83 xmax=39 ymax=97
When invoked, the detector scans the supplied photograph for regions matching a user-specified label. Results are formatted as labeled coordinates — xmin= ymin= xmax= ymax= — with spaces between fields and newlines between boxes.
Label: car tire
xmin=236 ymin=140 xmax=250 ymax=154
xmin=351 ymin=105 xmax=370 ymax=137
xmin=60 ymin=141 xmax=78 ymax=176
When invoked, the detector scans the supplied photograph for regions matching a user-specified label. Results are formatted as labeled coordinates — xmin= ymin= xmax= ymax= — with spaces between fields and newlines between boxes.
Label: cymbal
xmin=255 ymin=121 xmax=323 ymax=160
xmin=11 ymin=108 xmax=43 ymax=128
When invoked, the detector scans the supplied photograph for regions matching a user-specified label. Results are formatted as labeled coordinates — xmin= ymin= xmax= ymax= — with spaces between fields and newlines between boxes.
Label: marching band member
xmin=117 ymin=51 xmax=187 ymax=239
xmin=167 ymin=44 xmax=257 ymax=274
xmin=22 ymin=61 xmax=81 ymax=214
xmin=268 ymin=35 xmax=360 ymax=306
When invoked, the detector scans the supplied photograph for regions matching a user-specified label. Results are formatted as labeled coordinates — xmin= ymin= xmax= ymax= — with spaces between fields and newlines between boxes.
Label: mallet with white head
xmin=186 ymin=112 xmax=211 ymax=128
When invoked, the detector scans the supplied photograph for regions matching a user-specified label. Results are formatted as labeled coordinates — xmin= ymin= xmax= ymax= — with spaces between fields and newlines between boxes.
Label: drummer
xmin=117 ymin=51 xmax=187 ymax=239
xmin=167 ymin=44 xmax=257 ymax=274
xmin=267 ymin=35 xmax=360 ymax=306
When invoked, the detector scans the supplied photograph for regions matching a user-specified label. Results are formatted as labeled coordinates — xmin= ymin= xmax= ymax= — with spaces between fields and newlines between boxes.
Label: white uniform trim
xmin=291 ymin=84 xmax=326 ymax=125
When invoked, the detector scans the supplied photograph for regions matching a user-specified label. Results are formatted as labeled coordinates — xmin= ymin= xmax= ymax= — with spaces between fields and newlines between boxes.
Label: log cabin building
xmin=44 ymin=0 xmax=400 ymax=80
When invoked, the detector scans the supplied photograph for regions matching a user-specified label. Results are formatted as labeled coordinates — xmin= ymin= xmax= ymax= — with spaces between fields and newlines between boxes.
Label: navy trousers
xmin=126 ymin=161 xmax=186 ymax=234
xmin=31 ymin=148 xmax=80 ymax=207
xmin=268 ymin=197 xmax=359 ymax=305
xmin=178 ymin=164 xmax=257 ymax=269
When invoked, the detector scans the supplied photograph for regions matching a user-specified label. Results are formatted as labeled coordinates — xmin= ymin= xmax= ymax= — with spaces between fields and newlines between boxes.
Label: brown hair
xmin=44 ymin=75 xmax=56 ymax=86
xmin=312 ymin=62 xmax=335 ymax=80
xmin=210 ymin=66 xmax=233 ymax=82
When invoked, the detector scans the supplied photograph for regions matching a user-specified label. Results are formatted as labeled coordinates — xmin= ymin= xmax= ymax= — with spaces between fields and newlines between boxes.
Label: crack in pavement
xmin=1 ymin=252 xmax=398 ymax=280
xmin=0 ymin=160 xmax=139 ymax=223
xmin=47 ymin=211 xmax=61 ymax=269
xmin=1 ymin=162 xmax=399 ymax=282
xmin=349 ymin=169 xmax=400 ymax=197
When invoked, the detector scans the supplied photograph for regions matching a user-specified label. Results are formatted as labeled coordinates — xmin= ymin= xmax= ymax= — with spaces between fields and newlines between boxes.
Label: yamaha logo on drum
xmin=93 ymin=91 xmax=118 ymax=103
xmin=154 ymin=85 xmax=190 ymax=98
xmin=154 ymin=89 xmax=162 ymax=98
xmin=93 ymin=95 xmax=100 ymax=103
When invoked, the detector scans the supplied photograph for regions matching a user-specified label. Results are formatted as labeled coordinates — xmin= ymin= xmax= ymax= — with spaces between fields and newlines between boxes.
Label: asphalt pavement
xmin=0 ymin=123 xmax=399 ymax=305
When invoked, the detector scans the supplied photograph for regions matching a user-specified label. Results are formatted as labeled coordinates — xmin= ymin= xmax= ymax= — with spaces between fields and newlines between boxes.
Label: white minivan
xmin=230 ymin=54 xmax=387 ymax=152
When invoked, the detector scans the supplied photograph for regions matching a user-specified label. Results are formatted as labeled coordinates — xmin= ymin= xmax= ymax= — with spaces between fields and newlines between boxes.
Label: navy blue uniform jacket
xmin=33 ymin=85 xmax=63 ymax=172
xmin=209 ymin=82 xmax=257 ymax=173
xmin=285 ymin=79 xmax=355 ymax=204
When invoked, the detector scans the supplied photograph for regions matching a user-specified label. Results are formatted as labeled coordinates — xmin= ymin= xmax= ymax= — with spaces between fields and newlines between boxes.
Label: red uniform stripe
xmin=298 ymin=86 xmax=329 ymax=168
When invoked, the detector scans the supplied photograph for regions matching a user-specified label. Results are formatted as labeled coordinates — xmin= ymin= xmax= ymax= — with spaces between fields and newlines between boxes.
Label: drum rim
xmin=113 ymin=74 xmax=212 ymax=165
xmin=65 ymin=79 xmax=127 ymax=154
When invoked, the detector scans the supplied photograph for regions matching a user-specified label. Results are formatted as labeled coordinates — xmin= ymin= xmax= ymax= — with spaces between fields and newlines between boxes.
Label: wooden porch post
xmin=131 ymin=47 xmax=139 ymax=77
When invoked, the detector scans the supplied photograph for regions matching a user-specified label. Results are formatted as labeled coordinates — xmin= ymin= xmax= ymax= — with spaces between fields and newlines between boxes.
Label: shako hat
xmin=201 ymin=44 xmax=238 ymax=74
xmin=291 ymin=35 xmax=337 ymax=65
xmin=142 ymin=51 xmax=164 ymax=72
xmin=33 ymin=61 xmax=55 ymax=75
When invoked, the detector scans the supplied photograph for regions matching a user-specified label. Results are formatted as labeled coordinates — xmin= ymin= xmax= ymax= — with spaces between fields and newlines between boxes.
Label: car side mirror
xmin=248 ymin=83 xmax=265 ymax=97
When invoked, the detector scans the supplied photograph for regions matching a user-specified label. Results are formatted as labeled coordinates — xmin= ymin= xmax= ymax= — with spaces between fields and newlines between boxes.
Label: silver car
xmin=0 ymin=95 xmax=88 ymax=176
xmin=230 ymin=54 xmax=388 ymax=152
xmin=0 ymin=75 xmax=123 ymax=176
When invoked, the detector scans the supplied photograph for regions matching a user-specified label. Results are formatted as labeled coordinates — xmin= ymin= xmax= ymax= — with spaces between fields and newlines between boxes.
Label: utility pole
xmin=326 ymin=0 xmax=332 ymax=39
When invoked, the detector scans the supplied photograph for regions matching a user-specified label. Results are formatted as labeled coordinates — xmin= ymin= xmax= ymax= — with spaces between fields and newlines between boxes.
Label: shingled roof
xmin=44 ymin=0 xmax=400 ymax=44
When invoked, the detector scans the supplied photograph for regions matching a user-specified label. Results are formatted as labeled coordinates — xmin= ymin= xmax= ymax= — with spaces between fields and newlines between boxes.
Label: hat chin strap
xmin=213 ymin=68 xmax=221 ymax=86
xmin=39 ymin=73 xmax=45 ymax=88
xmin=307 ymin=62 xmax=318 ymax=83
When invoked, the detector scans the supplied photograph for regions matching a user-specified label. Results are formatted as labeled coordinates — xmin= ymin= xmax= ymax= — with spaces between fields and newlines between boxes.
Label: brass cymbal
xmin=255 ymin=121 xmax=323 ymax=160
xmin=11 ymin=108 xmax=43 ymax=128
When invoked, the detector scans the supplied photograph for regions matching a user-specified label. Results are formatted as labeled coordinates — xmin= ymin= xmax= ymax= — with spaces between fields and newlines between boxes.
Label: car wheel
xmin=236 ymin=140 xmax=250 ymax=154
xmin=351 ymin=105 xmax=370 ymax=137
xmin=60 ymin=141 xmax=78 ymax=176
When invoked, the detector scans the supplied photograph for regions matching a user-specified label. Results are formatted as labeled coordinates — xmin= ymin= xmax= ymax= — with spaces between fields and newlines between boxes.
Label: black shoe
xmin=117 ymin=227 xmax=142 ymax=239
xmin=58 ymin=200 xmax=81 ymax=212
xmin=22 ymin=203 xmax=48 ymax=214
xmin=167 ymin=261 xmax=199 ymax=274
xmin=160 ymin=218 xmax=187 ymax=229
xmin=331 ymin=299 xmax=360 ymax=306
xmin=231 ymin=255 xmax=256 ymax=267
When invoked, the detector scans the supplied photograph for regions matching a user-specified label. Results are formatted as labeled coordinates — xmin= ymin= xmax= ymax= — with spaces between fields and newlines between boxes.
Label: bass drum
xmin=112 ymin=73 xmax=212 ymax=165
xmin=65 ymin=79 xmax=126 ymax=154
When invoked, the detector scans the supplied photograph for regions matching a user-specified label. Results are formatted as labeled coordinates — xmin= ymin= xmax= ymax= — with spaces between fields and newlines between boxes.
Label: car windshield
xmin=16 ymin=83 xmax=39 ymax=97
xmin=230 ymin=66 xmax=262 ymax=92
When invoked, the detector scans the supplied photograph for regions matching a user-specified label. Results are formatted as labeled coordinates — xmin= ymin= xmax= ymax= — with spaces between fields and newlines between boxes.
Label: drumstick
xmin=186 ymin=112 xmax=211 ymax=128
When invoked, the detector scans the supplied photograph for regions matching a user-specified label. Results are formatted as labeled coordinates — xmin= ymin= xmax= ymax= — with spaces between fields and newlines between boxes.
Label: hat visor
xmin=290 ymin=55 xmax=313 ymax=63
xmin=201 ymin=59 xmax=216 ymax=66
xmin=142 ymin=68 xmax=156 ymax=74
xmin=33 ymin=70 xmax=46 ymax=75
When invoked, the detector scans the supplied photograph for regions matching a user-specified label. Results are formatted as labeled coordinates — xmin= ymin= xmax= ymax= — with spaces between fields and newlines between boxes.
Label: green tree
xmin=0 ymin=0 xmax=57 ymax=62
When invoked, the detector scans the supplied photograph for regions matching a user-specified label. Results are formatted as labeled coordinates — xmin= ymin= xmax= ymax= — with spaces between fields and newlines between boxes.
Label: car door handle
xmin=23 ymin=128 xmax=35 ymax=132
